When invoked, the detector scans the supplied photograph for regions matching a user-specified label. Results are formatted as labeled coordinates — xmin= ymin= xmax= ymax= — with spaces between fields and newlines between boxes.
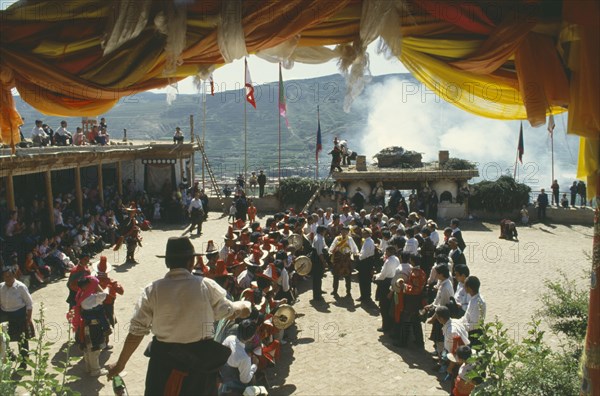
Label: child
xmin=247 ymin=200 xmax=257 ymax=223
xmin=520 ymin=205 xmax=529 ymax=225
xmin=560 ymin=193 xmax=569 ymax=208
xmin=94 ymin=256 xmax=124 ymax=349
xmin=228 ymin=202 xmax=236 ymax=223
xmin=451 ymin=345 xmax=475 ymax=396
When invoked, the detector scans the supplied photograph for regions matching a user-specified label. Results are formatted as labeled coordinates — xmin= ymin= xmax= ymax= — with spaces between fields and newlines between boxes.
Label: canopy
xmin=0 ymin=0 xmax=598 ymax=192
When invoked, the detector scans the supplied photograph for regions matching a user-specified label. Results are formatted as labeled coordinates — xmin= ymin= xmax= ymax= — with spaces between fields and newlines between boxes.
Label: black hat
xmin=156 ymin=237 xmax=202 ymax=259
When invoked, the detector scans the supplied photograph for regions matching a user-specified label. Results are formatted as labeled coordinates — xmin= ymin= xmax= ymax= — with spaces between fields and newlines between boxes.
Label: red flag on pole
xmin=279 ymin=63 xmax=289 ymax=128
xmin=316 ymin=109 xmax=322 ymax=160
xmin=547 ymin=114 xmax=555 ymax=136
xmin=245 ymin=59 xmax=256 ymax=109
xmin=209 ymin=74 xmax=215 ymax=96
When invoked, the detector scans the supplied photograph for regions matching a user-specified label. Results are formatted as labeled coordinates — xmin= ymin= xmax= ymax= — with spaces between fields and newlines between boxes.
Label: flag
xmin=245 ymin=58 xmax=256 ymax=108
xmin=209 ymin=74 xmax=215 ymax=96
xmin=316 ymin=116 xmax=322 ymax=160
xmin=547 ymin=114 xmax=555 ymax=137
xmin=279 ymin=63 xmax=289 ymax=127
xmin=517 ymin=122 xmax=524 ymax=163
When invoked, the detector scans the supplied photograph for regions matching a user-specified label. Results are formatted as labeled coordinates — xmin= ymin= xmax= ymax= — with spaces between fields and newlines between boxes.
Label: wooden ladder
xmin=301 ymin=174 xmax=333 ymax=213
xmin=196 ymin=136 xmax=227 ymax=214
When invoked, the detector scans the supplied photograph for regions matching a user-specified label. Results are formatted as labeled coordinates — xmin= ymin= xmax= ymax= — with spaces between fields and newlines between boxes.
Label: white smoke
xmin=359 ymin=77 xmax=580 ymax=192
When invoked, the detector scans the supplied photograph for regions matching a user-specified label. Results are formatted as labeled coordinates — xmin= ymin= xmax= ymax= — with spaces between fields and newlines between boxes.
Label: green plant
xmin=441 ymin=158 xmax=477 ymax=170
xmin=469 ymin=176 xmax=531 ymax=212
xmin=539 ymin=270 xmax=589 ymax=345
xmin=0 ymin=326 xmax=18 ymax=396
xmin=277 ymin=177 xmax=320 ymax=209
xmin=468 ymin=319 xmax=580 ymax=396
xmin=17 ymin=303 xmax=80 ymax=396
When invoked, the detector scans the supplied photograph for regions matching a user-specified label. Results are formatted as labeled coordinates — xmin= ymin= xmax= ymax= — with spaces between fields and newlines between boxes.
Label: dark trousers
xmin=537 ymin=204 xmax=547 ymax=221
xmin=259 ymin=184 xmax=265 ymax=197
xmin=379 ymin=297 xmax=392 ymax=331
xmin=312 ymin=257 xmax=324 ymax=299
xmin=0 ymin=307 xmax=30 ymax=362
xmin=332 ymin=274 xmax=351 ymax=295
xmin=330 ymin=161 xmax=342 ymax=173
xmin=553 ymin=192 xmax=559 ymax=206
xmin=395 ymin=311 xmax=424 ymax=347
xmin=357 ymin=259 xmax=374 ymax=300
xmin=571 ymin=193 xmax=577 ymax=206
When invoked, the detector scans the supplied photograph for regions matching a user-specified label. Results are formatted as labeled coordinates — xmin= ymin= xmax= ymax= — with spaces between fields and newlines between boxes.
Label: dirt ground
xmin=12 ymin=215 xmax=592 ymax=396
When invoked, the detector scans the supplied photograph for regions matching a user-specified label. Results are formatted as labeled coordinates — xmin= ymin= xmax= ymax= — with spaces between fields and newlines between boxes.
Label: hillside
xmin=14 ymin=73 xmax=415 ymax=179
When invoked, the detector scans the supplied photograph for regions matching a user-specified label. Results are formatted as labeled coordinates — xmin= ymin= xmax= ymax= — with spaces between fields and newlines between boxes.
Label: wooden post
xmin=191 ymin=152 xmax=195 ymax=185
xmin=117 ymin=161 xmax=123 ymax=196
xmin=6 ymin=174 xmax=15 ymax=211
xmin=190 ymin=115 xmax=194 ymax=143
xmin=98 ymin=162 xmax=104 ymax=205
xmin=179 ymin=153 xmax=184 ymax=184
xmin=75 ymin=166 xmax=83 ymax=216
xmin=45 ymin=170 xmax=55 ymax=232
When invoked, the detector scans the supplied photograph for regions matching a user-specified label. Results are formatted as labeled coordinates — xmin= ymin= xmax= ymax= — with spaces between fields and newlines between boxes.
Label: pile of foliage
xmin=469 ymin=175 xmax=531 ymax=212
xmin=373 ymin=146 xmax=423 ymax=168
xmin=277 ymin=177 xmax=320 ymax=209
xmin=441 ymin=157 xmax=477 ymax=170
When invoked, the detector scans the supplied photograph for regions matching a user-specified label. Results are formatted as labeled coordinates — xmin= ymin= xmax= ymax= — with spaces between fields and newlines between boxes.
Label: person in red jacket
xmin=94 ymin=256 xmax=124 ymax=349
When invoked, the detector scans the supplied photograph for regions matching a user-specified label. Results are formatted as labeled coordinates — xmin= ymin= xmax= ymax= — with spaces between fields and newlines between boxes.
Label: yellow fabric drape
xmin=399 ymin=45 xmax=565 ymax=121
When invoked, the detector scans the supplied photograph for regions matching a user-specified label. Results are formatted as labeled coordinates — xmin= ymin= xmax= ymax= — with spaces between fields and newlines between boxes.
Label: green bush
xmin=441 ymin=158 xmax=477 ymax=170
xmin=469 ymin=319 xmax=580 ymax=396
xmin=469 ymin=176 xmax=531 ymax=212
xmin=277 ymin=177 xmax=320 ymax=209
xmin=539 ymin=271 xmax=588 ymax=345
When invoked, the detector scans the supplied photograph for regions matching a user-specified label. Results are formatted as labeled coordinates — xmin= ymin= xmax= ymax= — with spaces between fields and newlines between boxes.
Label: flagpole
xmin=244 ymin=82 xmax=247 ymax=184
xmin=202 ymin=80 xmax=206 ymax=190
xmin=513 ymin=149 xmax=519 ymax=179
xmin=278 ymin=63 xmax=282 ymax=184
xmin=316 ymin=105 xmax=320 ymax=181
xmin=551 ymin=128 xmax=555 ymax=185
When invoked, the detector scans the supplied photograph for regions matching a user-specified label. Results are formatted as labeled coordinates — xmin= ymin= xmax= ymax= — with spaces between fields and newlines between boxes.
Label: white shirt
xmin=55 ymin=126 xmax=71 ymax=136
xmin=222 ymin=335 xmax=257 ymax=384
xmin=442 ymin=319 xmax=470 ymax=353
xmin=461 ymin=293 xmax=486 ymax=332
xmin=31 ymin=126 xmax=47 ymax=139
xmin=0 ymin=280 xmax=33 ymax=312
xmin=433 ymin=278 xmax=454 ymax=308
xmin=379 ymin=238 xmax=389 ymax=253
xmin=430 ymin=230 xmax=440 ymax=247
xmin=374 ymin=255 xmax=400 ymax=281
xmin=129 ymin=268 xmax=244 ymax=343
xmin=188 ymin=198 xmax=204 ymax=212
xmin=312 ymin=233 xmax=327 ymax=255
xmin=404 ymin=237 xmax=419 ymax=254
xmin=454 ymin=282 xmax=470 ymax=310
xmin=277 ymin=268 xmax=290 ymax=292
xmin=328 ymin=235 xmax=359 ymax=256
xmin=340 ymin=213 xmax=353 ymax=225
xmin=359 ymin=237 xmax=375 ymax=260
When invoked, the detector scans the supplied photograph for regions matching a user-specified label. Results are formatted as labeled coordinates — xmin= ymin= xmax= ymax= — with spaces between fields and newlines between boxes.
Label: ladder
xmin=196 ymin=135 xmax=227 ymax=215
xmin=302 ymin=174 xmax=333 ymax=213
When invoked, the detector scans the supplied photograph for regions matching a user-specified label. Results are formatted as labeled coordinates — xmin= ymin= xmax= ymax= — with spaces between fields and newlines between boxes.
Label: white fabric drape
xmin=217 ymin=0 xmax=248 ymax=63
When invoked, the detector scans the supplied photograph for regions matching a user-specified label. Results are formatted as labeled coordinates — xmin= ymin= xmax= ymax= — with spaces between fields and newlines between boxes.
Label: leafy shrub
xmin=469 ymin=176 xmax=531 ymax=212
xmin=539 ymin=270 xmax=589 ymax=346
xmin=441 ymin=158 xmax=477 ymax=170
xmin=469 ymin=319 xmax=580 ymax=396
xmin=277 ymin=177 xmax=320 ymax=209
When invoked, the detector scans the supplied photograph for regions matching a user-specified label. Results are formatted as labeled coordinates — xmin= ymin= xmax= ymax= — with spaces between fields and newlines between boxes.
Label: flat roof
xmin=332 ymin=163 xmax=479 ymax=183
xmin=0 ymin=142 xmax=197 ymax=177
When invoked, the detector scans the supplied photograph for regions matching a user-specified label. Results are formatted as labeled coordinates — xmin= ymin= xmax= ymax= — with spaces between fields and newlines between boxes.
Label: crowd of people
xmin=24 ymin=117 xmax=112 ymax=147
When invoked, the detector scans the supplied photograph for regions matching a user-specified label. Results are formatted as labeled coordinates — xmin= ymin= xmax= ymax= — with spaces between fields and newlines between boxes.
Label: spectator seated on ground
xmin=499 ymin=219 xmax=518 ymax=241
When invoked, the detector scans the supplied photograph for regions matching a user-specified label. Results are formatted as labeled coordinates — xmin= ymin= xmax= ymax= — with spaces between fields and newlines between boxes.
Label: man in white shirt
xmin=436 ymin=306 xmax=470 ymax=355
xmin=311 ymin=226 xmax=329 ymax=302
xmin=0 ymin=268 xmax=34 ymax=369
xmin=404 ymin=228 xmax=419 ymax=254
xmin=107 ymin=237 xmax=250 ymax=394
xmin=356 ymin=228 xmax=376 ymax=303
xmin=220 ymin=320 xmax=258 ymax=394
xmin=187 ymin=191 xmax=204 ymax=235
xmin=425 ymin=264 xmax=454 ymax=355
xmin=373 ymin=246 xmax=400 ymax=332
xmin=461 ymin=276 xmax=486 ymax=346
xmin=453 ymin=264 xmax=471 ymax=316
xmin=339 ymin=205 xmax=353 ymax=226
xmin=428 ymin=221 xmax=440 ymax=247
xmin=55 ymin=120 xmax=72 ymax=146
xmin=31 ymin=119 xmax=49 ymax=146
xmin=328 ymin=226 xmax=359 ymax=296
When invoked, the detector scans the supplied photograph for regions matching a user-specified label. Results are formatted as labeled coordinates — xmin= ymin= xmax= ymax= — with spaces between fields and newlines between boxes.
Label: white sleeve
xmin=348 ymin=238 xmax=359 ymax=255
xmin=281 ymin=270 xmax=290 ymax=292
xmin=238 ymin=354 xmax=257 ymax=384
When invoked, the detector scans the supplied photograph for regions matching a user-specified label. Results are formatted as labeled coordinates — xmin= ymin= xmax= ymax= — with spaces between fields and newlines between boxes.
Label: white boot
xmin=87 ymin=349 xmax=107 ymax=377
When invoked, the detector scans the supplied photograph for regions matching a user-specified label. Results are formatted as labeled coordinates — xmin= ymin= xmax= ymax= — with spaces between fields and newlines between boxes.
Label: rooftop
xmin=332 ymin=162 xmax=479 ymax=182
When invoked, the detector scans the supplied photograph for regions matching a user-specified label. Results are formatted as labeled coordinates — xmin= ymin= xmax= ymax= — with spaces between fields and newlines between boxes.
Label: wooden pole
xmin=116 ymin=161 xmax=123 ymax=196
xmin=98 ymin=162 xmax=104 ymax=205
xmin=581 ymin=170 xmax=600 ymax=394
xmin=202 ymin=81 xmax=206 ymax=190
xmin=75 ymin=166 xmax=83 ymax=216
xmin=45 ymin=170 xmax=55 ymax=232
xmin=6 ymin=173 xmax=15 ymax=211
xmin=190 ymin=115 xmax=195 ymax=183
xmin=179 ymin=153 xmax=184 ymax=185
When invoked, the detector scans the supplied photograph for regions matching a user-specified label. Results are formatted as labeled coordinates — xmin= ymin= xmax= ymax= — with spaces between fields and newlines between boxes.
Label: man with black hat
xmin=257 ymin=170 xmax=267 ymax=197
xmin=311 ymin=226 xmax=329 ymax=302
xmin=107 ymin=237 xmax=251 ymax=395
